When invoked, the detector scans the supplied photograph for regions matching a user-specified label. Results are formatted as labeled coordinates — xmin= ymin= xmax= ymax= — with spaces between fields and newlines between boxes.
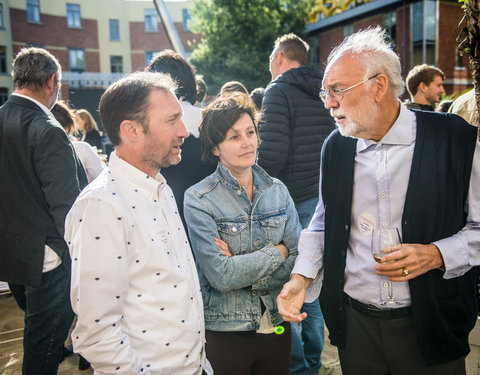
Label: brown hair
xmin=13 ymin=47 xmax=61 ymax=90
xmin=75 ymin=109 xmax=99 ymax=134
xmin=406 ymin=64 xmax=445 ymax=97
xmin=273 ymin=33 xmax=309 ymax=66
xmin=51 ymin=101 xmax=77 ymax=135
xmin=99 ymin=71 xmax=177 ymax=146
xmin=220 ymin=81 xmax=248 ymax=97
xmin=199 ymin=93 xmax=260 ymax=165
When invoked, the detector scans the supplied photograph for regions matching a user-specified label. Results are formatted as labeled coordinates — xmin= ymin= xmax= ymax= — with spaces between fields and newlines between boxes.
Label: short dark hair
xmin=274 ymin=33 xmax=309 ymax=66
xmin=406 ymin=64 xmax=445 ymax=97
xmin=220 ymin=81 xmax=248 ymax=97
xmin=146 ymin=49 xmax=197 ymax=105
xmin=51 ymin=101 xmax=76 ymax=134
xmin=13 ymin=47 xmax=61 ymax=90
xmin=199 ymin=93 xmax=260 ymax=165
xmin=250 ymin=87 xmax=265 ymax=110
xmin=99 ymin=72 xmax=177 ymax=146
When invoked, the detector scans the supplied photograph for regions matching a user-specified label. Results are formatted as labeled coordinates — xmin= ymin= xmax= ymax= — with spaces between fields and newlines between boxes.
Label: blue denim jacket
xmin=184 ymin=162 xmax=301 ymax=331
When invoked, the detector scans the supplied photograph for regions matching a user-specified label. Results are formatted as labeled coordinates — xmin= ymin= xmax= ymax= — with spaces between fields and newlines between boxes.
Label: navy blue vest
xmin=320 ymin=110 xmax=478 ymax=366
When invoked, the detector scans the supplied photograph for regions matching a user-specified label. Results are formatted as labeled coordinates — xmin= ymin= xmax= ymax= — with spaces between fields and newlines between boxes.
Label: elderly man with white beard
xmin=277 ymin=27 xmax=480 ymax=375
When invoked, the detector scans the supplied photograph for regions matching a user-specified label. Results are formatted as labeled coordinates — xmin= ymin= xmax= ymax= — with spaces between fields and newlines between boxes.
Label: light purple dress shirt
xmin=293 ymin=103 xmax=480 ymax=308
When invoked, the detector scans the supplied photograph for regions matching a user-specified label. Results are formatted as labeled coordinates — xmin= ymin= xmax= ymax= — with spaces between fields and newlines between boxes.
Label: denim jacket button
xmin=236 ymin=190 xmax=242 ymax=195
xmin=232 ymin=225 xmax=237 ymax=232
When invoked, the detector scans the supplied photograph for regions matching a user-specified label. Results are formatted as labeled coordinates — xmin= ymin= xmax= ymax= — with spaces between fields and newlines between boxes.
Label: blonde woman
xmin=75 ymin=108 xmax=102 ymax=150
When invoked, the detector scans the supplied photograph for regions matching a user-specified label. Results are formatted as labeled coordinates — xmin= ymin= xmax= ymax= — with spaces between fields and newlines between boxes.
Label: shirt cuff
xmin=292 ymin=256 xmax=320 ymax=280
xmin=434 ymin=235 xmax=472 ymax=279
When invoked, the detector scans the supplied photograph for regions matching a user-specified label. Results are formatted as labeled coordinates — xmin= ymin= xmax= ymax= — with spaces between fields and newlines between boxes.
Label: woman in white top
xmin=51 ymin=101 xmax=105 ymax=182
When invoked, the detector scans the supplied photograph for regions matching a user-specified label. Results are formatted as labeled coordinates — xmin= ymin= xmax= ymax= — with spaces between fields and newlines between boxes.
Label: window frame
xmin=109 ymin=19 xmax=120 ymax=41
xmin=110 ymin=55 xmax=123 ymax=73
xmin=26 ymin=0 xmax=41 ymax=23
xmin=0 ymin=46 xmax=7 ymax=74
xmin=66 ymin=3 xmax=82 ymax=29
xmin=145 ymin=50 xmax=160 ymax=67
xmin=68 ymin=48 xmax=86 ymax=73
xmin=144 ymin=9 xmax=159 ymax=32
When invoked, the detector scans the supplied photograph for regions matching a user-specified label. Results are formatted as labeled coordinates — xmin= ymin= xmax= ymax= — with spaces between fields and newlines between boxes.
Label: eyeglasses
xmin=319 ymin=74 xmax=379 ymax=103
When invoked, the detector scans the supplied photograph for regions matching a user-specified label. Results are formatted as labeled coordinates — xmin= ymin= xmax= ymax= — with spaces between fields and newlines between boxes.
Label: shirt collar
xmin=12 ymin=93 xmax=53 ymax=117
xmin=357 ymin=101 xmax=416 ymax=152
xmin=108 ymin=151 xmax=167 ymax=202
xmin=216 ymin=162 xmax=273 ymax=191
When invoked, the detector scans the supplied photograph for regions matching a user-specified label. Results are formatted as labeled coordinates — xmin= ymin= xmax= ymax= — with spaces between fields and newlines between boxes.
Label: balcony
xmin=62 ymin=72 xmax=124 ymax=89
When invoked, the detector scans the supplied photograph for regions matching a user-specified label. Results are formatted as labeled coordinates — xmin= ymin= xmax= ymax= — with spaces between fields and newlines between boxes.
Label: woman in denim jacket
xmin=184 ymin=93 xmax=301 ymax=375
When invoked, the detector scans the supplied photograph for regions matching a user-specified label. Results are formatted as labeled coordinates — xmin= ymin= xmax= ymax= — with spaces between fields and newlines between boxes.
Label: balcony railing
xmin=62 ymin=72 xmax=125 ymax=89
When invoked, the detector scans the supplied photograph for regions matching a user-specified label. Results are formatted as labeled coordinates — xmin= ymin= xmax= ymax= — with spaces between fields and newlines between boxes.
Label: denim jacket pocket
xmin=260 ymin=213 xmax=287 ymax=245
xmin=217 ymin=221 xmax=248 ymax=255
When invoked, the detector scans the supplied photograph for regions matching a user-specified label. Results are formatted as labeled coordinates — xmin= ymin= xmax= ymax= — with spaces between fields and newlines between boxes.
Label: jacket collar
xmin=215 ymin=162 xmax=274 ymax=192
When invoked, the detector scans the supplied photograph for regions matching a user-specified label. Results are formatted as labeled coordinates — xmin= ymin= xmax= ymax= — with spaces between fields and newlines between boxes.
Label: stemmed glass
xmin=371 ymin=227 xmax=402 ymax=307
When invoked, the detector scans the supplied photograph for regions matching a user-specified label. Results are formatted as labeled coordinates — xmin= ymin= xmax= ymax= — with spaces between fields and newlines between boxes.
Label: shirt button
xmin=378 ymin=162 xmax=384 ymax=167
xmin=383 ymin=283 xmax=388 ymax=288
xmin=380 ymin=193 xmax=386 ymax=198
xmin=382 ymin=223 xmax=388 ymax=228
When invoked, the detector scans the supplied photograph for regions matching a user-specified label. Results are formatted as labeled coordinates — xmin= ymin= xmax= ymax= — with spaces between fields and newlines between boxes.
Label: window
xmin=144 ymin=9 xmax=158 ymax=32
xmin=68 ymin=48 xmax=86 ymax=72
xmin=383 ymin=11 xmax=397 ymax=50
xmin=182 ymin=8 xmax=191 ymax=32
xmin=109 ymin=19 xmax=120 ymax=41
xmin=67 ymin=4 xmax=81 ymax=28
xmin=456 ymin=49 xmax=465 ymax=69
xmin=110 ymin=56 xmax=123 ymax=73
xmin=411 ymin=0 xmax=436 ymax=65
xmin=145 ymin=50 xmax=160 ymax=67
xmin=0 ymin=46 xmax=6 ymax=73
xmin=26 ymin=42 xmax=45 ymax=48
xmin=0 ymin=4 xmax=4 ymax=28
xmin=0 ymin=88 xmax=8 ymax=105
xmin=343 ymin=24 xmax=353 ymax=37
xmin=27 ymin=0 xmax=40 ymax=23
xmin=310 ymin=37 xmax=319 ymax=67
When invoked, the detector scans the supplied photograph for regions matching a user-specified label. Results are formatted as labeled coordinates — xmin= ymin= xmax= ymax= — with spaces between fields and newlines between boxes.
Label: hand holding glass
xmin=371 ymin=228 xmax=402 ymax=307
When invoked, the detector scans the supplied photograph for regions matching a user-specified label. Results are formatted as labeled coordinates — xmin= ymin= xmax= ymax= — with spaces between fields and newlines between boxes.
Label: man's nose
xmin=324 ymin=95 xmax=338 ymax=110
xmin=177 ymin=119 xmax=189 ymax=138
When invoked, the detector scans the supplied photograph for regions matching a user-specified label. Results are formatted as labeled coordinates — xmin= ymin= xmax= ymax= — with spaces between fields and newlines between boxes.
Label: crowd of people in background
xmin=1 ymin=25 xmax=480 ymax=375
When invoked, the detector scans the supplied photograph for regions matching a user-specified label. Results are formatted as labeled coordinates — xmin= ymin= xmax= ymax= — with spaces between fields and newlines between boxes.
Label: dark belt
xmin=344 ymin=293 xmax=412 ymax=320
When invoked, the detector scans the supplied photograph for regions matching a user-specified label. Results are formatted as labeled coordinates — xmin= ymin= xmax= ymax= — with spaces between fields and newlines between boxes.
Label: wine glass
xmin=371 ymin=227 xmax=402 ymax=307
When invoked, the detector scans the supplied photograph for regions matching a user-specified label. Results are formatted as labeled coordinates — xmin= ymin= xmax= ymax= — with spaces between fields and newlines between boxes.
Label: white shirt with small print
xmin=66 ymin=151 xmax=211 ymax=375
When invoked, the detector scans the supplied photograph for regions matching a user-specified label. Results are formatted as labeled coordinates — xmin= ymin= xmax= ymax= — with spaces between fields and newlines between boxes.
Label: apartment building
xmin=306 ymin=0 xmax=471 ymax=96
xmin=2 ymin=0 xmax=199 ymax=121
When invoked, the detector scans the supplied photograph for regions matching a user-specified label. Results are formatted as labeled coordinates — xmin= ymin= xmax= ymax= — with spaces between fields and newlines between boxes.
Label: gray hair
xmin=99 ymin=71 xmax=177 ymax=146
xmin=327 ymin=27 xmax=404 ymax=98
xmin=13 ymin=47 xmax=61 ymax=90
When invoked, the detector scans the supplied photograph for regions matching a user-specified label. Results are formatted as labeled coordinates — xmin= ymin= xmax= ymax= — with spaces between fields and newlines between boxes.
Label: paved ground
xmin=0 ymin=294 xmax=93 ymax=374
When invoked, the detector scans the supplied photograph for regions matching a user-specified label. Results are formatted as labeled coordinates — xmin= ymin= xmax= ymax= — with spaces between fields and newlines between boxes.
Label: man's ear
xmin=373 ymin=74 xmax=389 ymax=102
xmin=276 ymin=51 xmax=285 ymax=67
xmin=418 ymin=81 xmax=427 ymax=93
xmin=119 ymin=120 xmax=141 ymax=143
xmin=46 ymin=74 xmax=56 ymax=90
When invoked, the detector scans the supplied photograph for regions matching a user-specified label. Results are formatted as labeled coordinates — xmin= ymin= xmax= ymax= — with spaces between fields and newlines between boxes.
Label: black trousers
xmin=338 ymin=303 xmax=465 ymax=375
xmin=9 ymin=265 xmax=74 ymax=375
xmin=205 ymin=323 xmax=291 ymax=375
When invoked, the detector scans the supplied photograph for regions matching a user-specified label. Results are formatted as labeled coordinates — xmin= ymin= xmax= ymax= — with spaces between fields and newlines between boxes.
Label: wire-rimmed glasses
xmin=319 ymin=74 xmax=379 ymax=104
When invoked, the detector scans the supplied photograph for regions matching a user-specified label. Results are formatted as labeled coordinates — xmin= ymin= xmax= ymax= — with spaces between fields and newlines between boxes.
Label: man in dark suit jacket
xmin=0 ymin=47 xmax=87 ymax=374
xmin=277 ymin=28 xmax=480 ymax=375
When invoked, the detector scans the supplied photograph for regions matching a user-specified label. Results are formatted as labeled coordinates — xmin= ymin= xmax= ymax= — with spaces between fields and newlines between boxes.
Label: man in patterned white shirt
xmin=65 ymin=72 xmax=212 ymax=375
